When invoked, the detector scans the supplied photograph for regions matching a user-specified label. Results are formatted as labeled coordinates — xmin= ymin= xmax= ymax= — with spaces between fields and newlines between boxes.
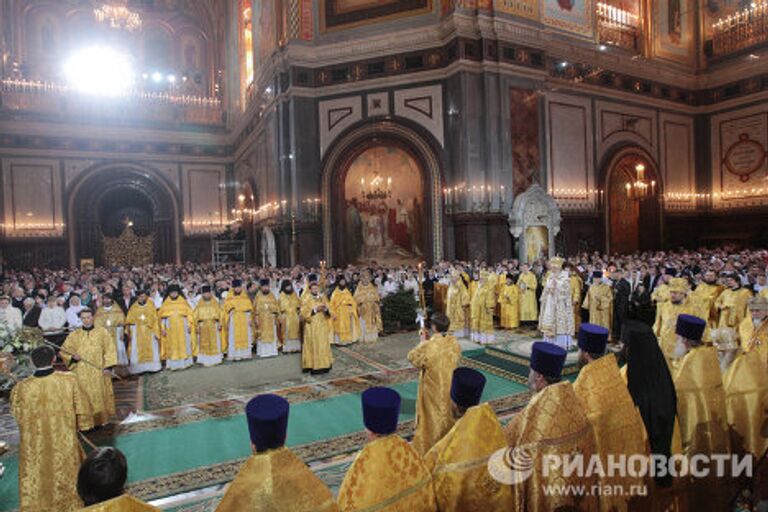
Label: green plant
xmin=381 ymin=286 xmax=419 ymax=333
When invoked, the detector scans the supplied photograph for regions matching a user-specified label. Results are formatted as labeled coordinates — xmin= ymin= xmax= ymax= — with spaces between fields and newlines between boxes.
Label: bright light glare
xmin=64 ymin=46 xmax=134 ymax=96
xmin=151 ymin=72 xmax=163 ymax=82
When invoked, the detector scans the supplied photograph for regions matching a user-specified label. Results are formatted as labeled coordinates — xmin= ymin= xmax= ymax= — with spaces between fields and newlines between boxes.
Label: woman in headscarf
xmin=621 ymin=320 xmax=678 ymax=487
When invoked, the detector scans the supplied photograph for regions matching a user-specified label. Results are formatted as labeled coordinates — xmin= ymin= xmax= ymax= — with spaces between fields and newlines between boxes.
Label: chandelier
xmin=94 ymin=1 xmax=142 ymax=32
xmin=360 ymin=171 xmax=392 ymax=201
xmin=624 ymin=163 xmax=656 ymax=200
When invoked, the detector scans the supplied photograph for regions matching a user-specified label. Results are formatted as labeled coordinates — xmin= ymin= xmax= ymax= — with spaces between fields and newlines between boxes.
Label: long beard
xmin=754 ymin=318 xmax=764 ymax=328
xmin=672 ymin=339 xmax=688 ymax=359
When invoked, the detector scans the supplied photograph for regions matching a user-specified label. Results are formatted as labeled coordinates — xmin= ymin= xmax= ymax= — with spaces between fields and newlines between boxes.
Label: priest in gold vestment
xmin=253 ymin=279 xmax=280 ymax=358
xmin=194 ymin=285 xmax=224 ymax=366
xmin=338 ymin=387 xmax=437 ymax=512
xmin=301 ymin=278 xmax=334 ymax=374
xmin=498 ymin=273 xmax=520 ymax=329
xmin=470 ymin=271 xmax=496 ymax=344
xmin=95 ymin=294 xmax=127 ymax=366
xmin=714 ymin=273 xmax=753 ymax=329
xmin=582 ymin=270 xmax=613 ymax=332
xmin=424 ymin=367 xmax=512 ymax=512
xmin=158 ymin=285 xmax=196 ymax=370
xmin=353 ymin=272 xmax=382 ymax=343
xmin=651 ymin=268 xmax=676 ymax=305
xmin=61 ymin=308 xmax=117 ymax=427
xmin=653 ymin=278 xmax=701 ymax=358
xmin=278 ymin=280 xmax=302 ymax=352
xmin=518 ymin=264 xmax=538 ymax=322
xmin=572 ymin=324 xmax=648 ymax=512
xmin=723 ymin=348 xmax=768 ymax=458
xmin=504 ymin=342 xmax=599 ymax=512
xmin=124 ymin=290 xmax=162 ymax=374
xmin=670 ymin=314 xmax=730 ymax=457
xmin=407 ymin=312 xmax=461 ymax=456
xmin=445 ymin=271 xmax=470 ymax=337
xmin=569 ymin=265 xmax=583 ymax=331
xmin=222 ymin=280 xmax=253 ymax=361
xmin=216 ymin=394 xmax=338 ymax=512
xmin=738 ymin=296 xmax=768 ymax=355
xmin=690 ymin=270 xmax=724 ymax=329
xmin=11 ymin=346 xmax=93 ymax=512
xmin=330 ymin=275 xmax=360 ymax=345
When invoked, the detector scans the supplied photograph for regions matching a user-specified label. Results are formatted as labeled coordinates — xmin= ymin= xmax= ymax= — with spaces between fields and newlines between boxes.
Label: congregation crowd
xmin=1 ymin=246 xmax=768 ymax=511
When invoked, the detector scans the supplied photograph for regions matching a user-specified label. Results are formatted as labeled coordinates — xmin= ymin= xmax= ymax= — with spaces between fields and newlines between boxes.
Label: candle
xmin=625 ymin=183 xmax=631 ymax=198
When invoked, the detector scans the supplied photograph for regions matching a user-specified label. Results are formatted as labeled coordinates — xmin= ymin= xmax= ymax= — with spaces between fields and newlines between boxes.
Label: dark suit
xmin=22 ymin=305 xmax=41 ymax=328
xmin=613 ymin=278 xmax=631 ymax=339
xmin=114 ymin=293 xmax=136 ymax=315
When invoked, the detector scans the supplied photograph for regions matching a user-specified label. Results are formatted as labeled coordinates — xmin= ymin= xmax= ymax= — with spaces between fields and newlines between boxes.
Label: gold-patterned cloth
xmin=95 ymin=306 xmax=125 ymax=344
xmin=723 ymin=349 xmax=768 ymax=457
xmin=215 ymin=447 xmax=338 ymax=512
xmin=445 ymin=281 xmax=469 ymax=335
xmin=715 ymin=288 xmax=753 ymax=329
xmin=433 ymin=283 xmax=448 ymax=315
xmin=354 ymin=283 xmax=382 ymax=343
xmin=11 ymin=372 xmax=93 ymax=512
xmin=651 ymin=283 xmax=670 ymax=305
xmin=300 ymin=293 xmax=334 ymax=371
xmin=338 ymin=435 xmax=437 ymax=512
xmin=518 ymin=271 xmax=538 ymax=322
xmin=470 ymin=279 xmax=496 ymax=335
xmin=278 ymin=292 xmax=302 ymax=342
xmin=330 ymin=288 xmax=360 ymax=345
xmin=573 ymin=356 xmax=649 ymax=512
xmin=158 ymin=297 xmax=196 ymax=360
xmin=498 ymin=283 xmax=520 ymax=329
xmin=582 ymin=282 xmax=613 ymax=332
xmin=407 ymin=333 xmax=461 ymax=456
xmin=194 ymin=299 xmax=223 ymax=356
xmin=253 ymin=293 xmax=279 ymax=343
xmin=424 ymin=403 xmax=512 ymax=512
xmin=672 ymin=346 xmax=730 ymax=457
xmin=125 ymin=302 xmax=160 ymax=363
xmin=570 ymin=274 xmax=583 ymax=331
xmin=653 ymin=299 xmax=703 ymax=358
xmin=504 ymin=381 xmax=599 ymax=512
xmin=738 ymin=316 xmax=768 ymax=355
xmin=81 ymin=495 xmax=159 ymax=511
xmin=223 ymin=292 xmax=253 ymax=351
xmin=61 ymin=326 xmax=118 ymax=427
xmin=102 ymin=226 xmax=153 ymax=267
xmin=691 ymin=283 xmax=724 ymax=329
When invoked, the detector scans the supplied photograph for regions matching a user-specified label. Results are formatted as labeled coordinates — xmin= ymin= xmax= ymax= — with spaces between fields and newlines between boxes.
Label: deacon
xmin=78 ymin=447 xmax=159 ymax=510
xmin=253 ymin=279 xmax=280 ymax=357
xmin=498 ymin=273 xmax=520 ymax=330
xmin=216 ymin=394 xmax=339 ymax=511
xmin=691 ymin=270 xmax=724 ymax=329
xmin=671 ymin=314 xmax=730 ymax=457
xmin=330 ymin=275 xmax=360 ymax=345
xmin=518 ymin=263 xmax=538 ymax=324
xmin=572 ymin=324 xmax=647 ymax=512
xmin=223 ymin=279 xmax=254 ymax=361
xmin=338 ymin=387 xmax=437 ymax=511
xmin=469 ymin=271 xmax=496 ymax=344
xmin=738 ymin=296 xmax=768 ymax=355
xmin=538 ymin=256 xmax=575 ymax=349
xmin=95 ymin=294 xmax=127 ymax=366
xmin=653 ymin=277 xmax=698 ymax=358
xmin=504 ymin=342 xmax=598 ymax=512
xmin=300 ymin=277 xmax=334 ymax=374
xmin=194 ymin=285 xmax=224 ymax=366
xmin=158 ymin=284 xmax=196 ymax=370
xmin=582 ymin=271 xmax=613 ymax=332
xmin=715 ymin=272 xmax=753 ymax=329
xmin=445 ymin=270 xmax=470 ymax=337
xmin=354 ymin=271 xmax=382 ymax=343
xmin=407 ymin=312 xmax=461 ymax=456
xmin=278 ymin=280 xmax=302 ymax=353
xmin=11 ymin=345 xmax=93 ymax=512
xmin=568 ymin=263 xmax=583 ymax=331
xmin=424 ymin=367 xmax=512 ymax=512
xmin=61 ymin=308 xmax=117 ymax=427
xmin=124 ymin=290 xmax=162 ymax=374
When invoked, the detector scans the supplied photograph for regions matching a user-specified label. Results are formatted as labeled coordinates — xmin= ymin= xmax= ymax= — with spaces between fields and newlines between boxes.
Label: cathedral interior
xmin=0 ymin=0 xmax=767 ymax=266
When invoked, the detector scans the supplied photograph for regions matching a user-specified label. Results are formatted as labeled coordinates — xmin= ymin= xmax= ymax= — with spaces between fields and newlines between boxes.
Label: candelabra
xmin=596 ymin=2 xmax=640 ymax=51
xmin=711 ymin=2 xmax=768 ymax=57
xmin=443 ymin=183 xmax=506 ymax=214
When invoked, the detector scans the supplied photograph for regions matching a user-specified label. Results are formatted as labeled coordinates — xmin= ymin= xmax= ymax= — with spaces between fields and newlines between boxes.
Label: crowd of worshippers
xmin=10 ymin=306 xmax=767 ymax=511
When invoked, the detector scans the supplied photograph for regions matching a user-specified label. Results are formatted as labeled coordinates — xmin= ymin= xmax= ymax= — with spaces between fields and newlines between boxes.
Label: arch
xmin=601 ymin=145 xmax=663 ymax=254
xmin=66 ymin=162 xmax=182 ymax=265
xmin=320 ymin=120 xmax=444 ymax=266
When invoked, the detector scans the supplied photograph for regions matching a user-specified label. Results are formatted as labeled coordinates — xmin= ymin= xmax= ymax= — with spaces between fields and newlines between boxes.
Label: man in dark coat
xmin=612 ymin=269 xmax=631 ymax=339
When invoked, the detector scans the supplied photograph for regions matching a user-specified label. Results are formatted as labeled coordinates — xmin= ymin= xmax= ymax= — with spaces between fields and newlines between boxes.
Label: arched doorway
xmin=68 ymin=166 xmax=180 ymax=265
xmin=604 ymin=148 xmax=662 ymax=254
xmin=321 ymin=121 xmax=443 ymax=266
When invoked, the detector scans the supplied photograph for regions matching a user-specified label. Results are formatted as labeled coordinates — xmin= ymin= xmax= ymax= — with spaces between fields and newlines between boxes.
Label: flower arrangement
xmin=0 ymin=325 xmax=44 ymax=392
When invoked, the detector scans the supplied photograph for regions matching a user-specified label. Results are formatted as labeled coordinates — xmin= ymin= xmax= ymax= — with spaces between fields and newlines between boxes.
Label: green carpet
xmin=0 ymin=369 xmax=526 ymax=511
xmin=464 ymin=347 xmax=580 ymax=384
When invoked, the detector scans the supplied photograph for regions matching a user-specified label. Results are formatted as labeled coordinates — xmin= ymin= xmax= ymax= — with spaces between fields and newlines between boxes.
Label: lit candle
xmin=625 ymin=183 xmax=631 ymax=198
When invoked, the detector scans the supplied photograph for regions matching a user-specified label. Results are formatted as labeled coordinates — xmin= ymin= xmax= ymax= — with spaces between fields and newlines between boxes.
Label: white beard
xmin=753 ymin=318 xmax=764 ymax=328
xmin=673 ymin=339 xmax=688 ymax=359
